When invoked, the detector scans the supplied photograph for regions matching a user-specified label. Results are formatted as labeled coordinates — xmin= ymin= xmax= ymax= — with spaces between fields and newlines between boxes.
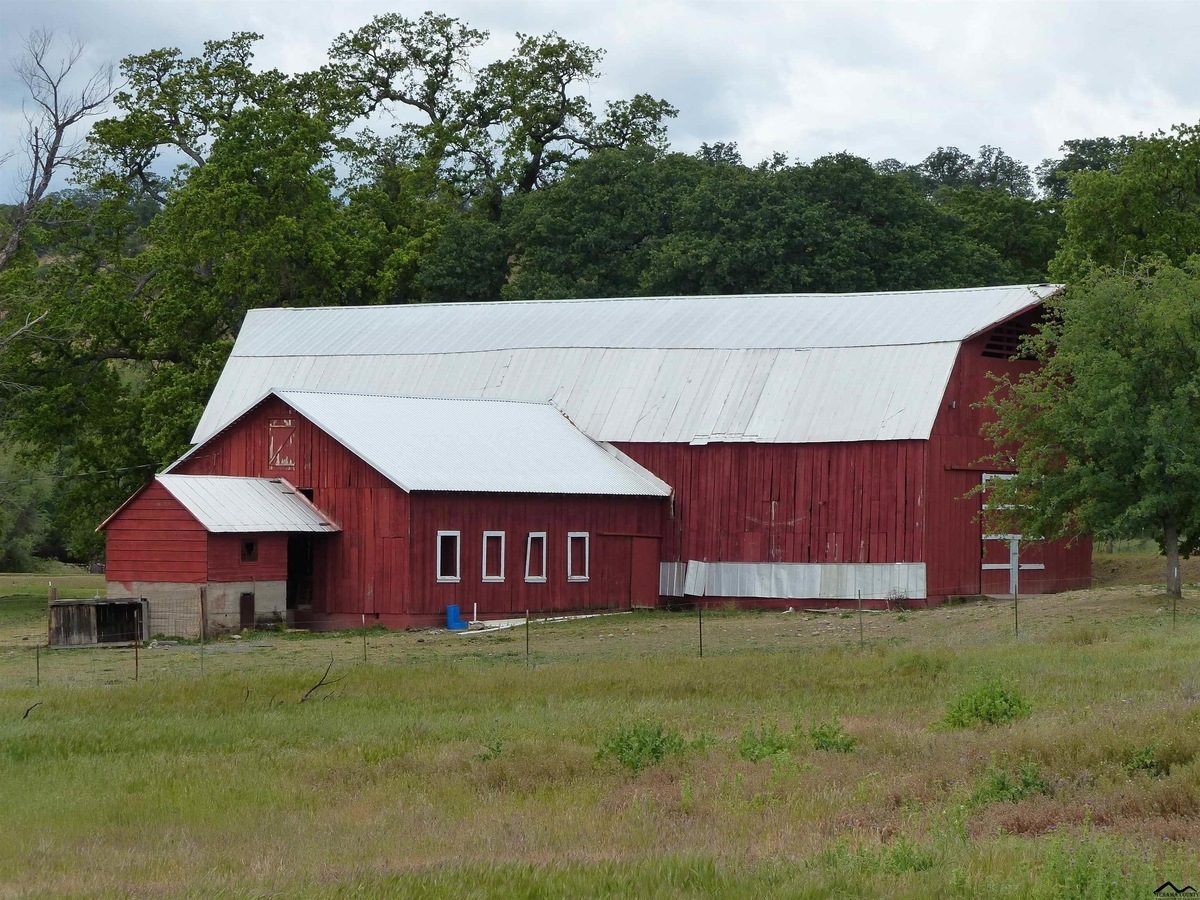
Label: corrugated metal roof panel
xmin=157 ymin=475 xmax=340 ymax=533
xmin=232 ymin=284 xmax=1055 ymax=357
xmin=192 ymin=285 xmax=1056 ymax=445
xmin=195 ymin=344 xmax=958 ymax=446
xmin=273 ymin=391 xmax=672 ymax=496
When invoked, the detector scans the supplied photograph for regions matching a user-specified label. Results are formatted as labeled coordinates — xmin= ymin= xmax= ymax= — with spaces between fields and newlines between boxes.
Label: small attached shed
xmin=99 ymin=475 xmax=339 ymax=637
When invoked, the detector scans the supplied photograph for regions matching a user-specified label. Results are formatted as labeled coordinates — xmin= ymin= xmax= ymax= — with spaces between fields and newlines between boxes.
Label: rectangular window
xmin=241 ymin=540 xmax=258 ymax=563
xmin=567 ymin=532 xmax=589 ymax=582
xmin=437 ymin=531 xmax=461 ymax=582
xmin=482 ymin=531 xmax=505 ymax=582
xmin=525 ymin=532 xmax=547 ymax=582
xmin=268 ymin=418 xmax=296 ymax=469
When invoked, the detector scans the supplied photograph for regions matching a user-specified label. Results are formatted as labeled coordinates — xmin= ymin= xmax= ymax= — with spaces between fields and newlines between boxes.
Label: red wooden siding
xmin=616 ymin=441 xmax=927 ymax=566
xmin=408 ymin=493 xmax=665 ymax=617
xmin=207 ymin=533 xmax=288 ymax=583
xmin=104 ymin=482 xmax=208 ymax=584
xmin=173 ymin=396 xmax=412 ymax=617
xmin=925 ymin=330 xmax=1091 ymax=597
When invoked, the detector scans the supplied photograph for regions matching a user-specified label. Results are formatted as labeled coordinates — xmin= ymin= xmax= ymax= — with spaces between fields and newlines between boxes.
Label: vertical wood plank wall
xmin=408 ymin=493 xmax=664 ymax=617
xmin=925 ymin=330 xmax=1091 ymax=597
xmin=617 ymin=441 xmax=928 ymax=568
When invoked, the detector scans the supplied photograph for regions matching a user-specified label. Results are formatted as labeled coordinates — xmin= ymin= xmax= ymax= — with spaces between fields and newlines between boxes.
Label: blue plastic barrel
xmin=446 ymin=605 xmax=468 ymax=630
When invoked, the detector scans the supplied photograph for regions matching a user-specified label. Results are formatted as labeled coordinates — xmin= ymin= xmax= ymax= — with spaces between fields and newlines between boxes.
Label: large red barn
xmin=101 ymin=285 xmax=1091 ymax=633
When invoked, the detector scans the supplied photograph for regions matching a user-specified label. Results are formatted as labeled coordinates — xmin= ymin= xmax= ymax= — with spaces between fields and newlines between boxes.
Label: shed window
xmin=241 ymin=540 xmax=258 ymax=563
xmin=437 ymin=531 xmax=461 ymax=582
xmin=525 ymin=532 xmax=547 ymax=582
xmin=482 ymin=531 xmax=505 ymax=582
xmin=567 ymin=532 xmax=589 ymax=582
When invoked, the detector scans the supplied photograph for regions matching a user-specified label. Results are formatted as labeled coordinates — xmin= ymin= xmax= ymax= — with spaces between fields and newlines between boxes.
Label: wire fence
xmin=3 ymin=571 xmax=1198 ymax=692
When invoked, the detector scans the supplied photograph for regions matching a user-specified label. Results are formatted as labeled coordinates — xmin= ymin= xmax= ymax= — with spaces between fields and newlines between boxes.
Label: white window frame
xmin=436 ymin=530 xmax=461 ymax=583
xmin=981 ymin=473 xmax=1020 ymax=540
xmin=525 ymin=532 xmax=547 ymax=583
xmin=567 ymin=532 xmax=590 ymax=582
xmin=482 ymin=531 xmax=505 ymax=582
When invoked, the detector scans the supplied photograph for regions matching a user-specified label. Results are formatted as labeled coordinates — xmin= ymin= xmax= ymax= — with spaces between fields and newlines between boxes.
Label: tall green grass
xmin=1 ymin=592 xmax=1198 ymax=895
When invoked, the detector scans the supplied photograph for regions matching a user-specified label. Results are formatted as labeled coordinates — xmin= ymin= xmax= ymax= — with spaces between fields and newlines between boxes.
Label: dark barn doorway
xmin=287 ymin=534 xmax=315 ymax=612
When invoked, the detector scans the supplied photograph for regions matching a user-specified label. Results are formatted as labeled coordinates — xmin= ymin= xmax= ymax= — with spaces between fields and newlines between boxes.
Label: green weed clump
xmin=597 ymin=720 xmax=691 ymax=774
xmin=809 ymin=718 xmax=857 ymax=753
xmin=944 ymin=679 xmax=1031 ymax=728
xmin=737 ymin=723 xmax=794 ymax=762
xmin=1124 ymin=744 xmax=1168 ymax=778
xmin=969 ymin=759 xmax=1050 ymax=806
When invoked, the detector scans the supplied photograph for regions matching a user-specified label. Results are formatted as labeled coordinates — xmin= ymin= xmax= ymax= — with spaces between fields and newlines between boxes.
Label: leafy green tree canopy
xmin=1051 ymin=123 xmax=1200 ymax=280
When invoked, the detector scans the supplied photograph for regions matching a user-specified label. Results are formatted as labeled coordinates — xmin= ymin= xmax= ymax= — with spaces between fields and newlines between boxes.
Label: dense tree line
xmin=0 ymin=17 xmax=1195 ymax=566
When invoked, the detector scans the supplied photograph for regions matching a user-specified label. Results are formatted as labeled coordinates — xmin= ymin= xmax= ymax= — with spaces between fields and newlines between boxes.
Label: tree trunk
xmin=1164 ymin=516 xmax=1182 ymax=598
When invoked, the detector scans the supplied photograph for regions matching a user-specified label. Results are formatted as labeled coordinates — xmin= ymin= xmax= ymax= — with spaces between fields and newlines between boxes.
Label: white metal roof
xmin=271 ymin=391 xmax=672 ymax=496
xmin=193 ymin=285 xmax=1056 ymax=445
xmin=157 ymin=475 xmax=340 ymax=533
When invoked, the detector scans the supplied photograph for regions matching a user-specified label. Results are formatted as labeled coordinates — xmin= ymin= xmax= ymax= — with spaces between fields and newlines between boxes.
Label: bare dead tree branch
xmin=0 ymin=310 xmax=49 ymax=351
xmin=0 ymin=29 xmax=117 ymax=274
xmin=300 ymin=654 xmax=347 ymax=702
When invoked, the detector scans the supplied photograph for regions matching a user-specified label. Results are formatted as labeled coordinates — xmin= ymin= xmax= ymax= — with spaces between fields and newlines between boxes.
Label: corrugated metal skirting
xmin=669 ymin=561 xmax=927 ymax=601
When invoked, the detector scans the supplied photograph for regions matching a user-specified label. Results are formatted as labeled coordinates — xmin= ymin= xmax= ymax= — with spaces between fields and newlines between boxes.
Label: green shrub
xmin=944 ymin=679 xmax=1031 ymax=728
xmin=809 ymin=718 xmax=857 ymax=753
xmin=969 ymin=759 xmax=1050 ymax=806
xmin=737 ymin=723 xmax=795 ymax=762
xmin=596 ymin=721 xmax=688 ymax=774
xmin=1125 ymin=744 xmax=1167 ymax=778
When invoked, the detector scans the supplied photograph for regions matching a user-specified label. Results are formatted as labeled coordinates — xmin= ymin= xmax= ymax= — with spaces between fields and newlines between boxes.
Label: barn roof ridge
xmin=273 ymin=388 xmax=557 ymax=407
xmin=259 ymin=282 xmax=1059 ymax=314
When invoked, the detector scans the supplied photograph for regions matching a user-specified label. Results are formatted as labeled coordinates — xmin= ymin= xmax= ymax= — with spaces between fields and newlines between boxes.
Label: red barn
xmin=102 ymin=284 xmax=1091 ymax=633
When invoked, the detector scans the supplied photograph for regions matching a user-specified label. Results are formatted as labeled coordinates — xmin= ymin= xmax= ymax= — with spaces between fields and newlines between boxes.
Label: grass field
xmin=1 ymin=562 xmax=1198 ymax=896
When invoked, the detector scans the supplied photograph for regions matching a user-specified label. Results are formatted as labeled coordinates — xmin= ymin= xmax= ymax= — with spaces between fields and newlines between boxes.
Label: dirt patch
xmin=1092 ymin=552 xmax=1200 ymax=588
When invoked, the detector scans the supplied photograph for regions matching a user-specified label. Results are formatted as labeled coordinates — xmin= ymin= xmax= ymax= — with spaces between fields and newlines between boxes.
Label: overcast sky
xmin=2 ymin=0 xmax=1198 ymax=199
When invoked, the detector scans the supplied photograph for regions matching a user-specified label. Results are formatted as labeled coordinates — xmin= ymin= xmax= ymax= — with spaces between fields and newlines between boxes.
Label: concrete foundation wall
xmin=205 ymin=581 xmax=286 ymax=633
xmin=108 ymin=580 xmax=286 ymax=638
